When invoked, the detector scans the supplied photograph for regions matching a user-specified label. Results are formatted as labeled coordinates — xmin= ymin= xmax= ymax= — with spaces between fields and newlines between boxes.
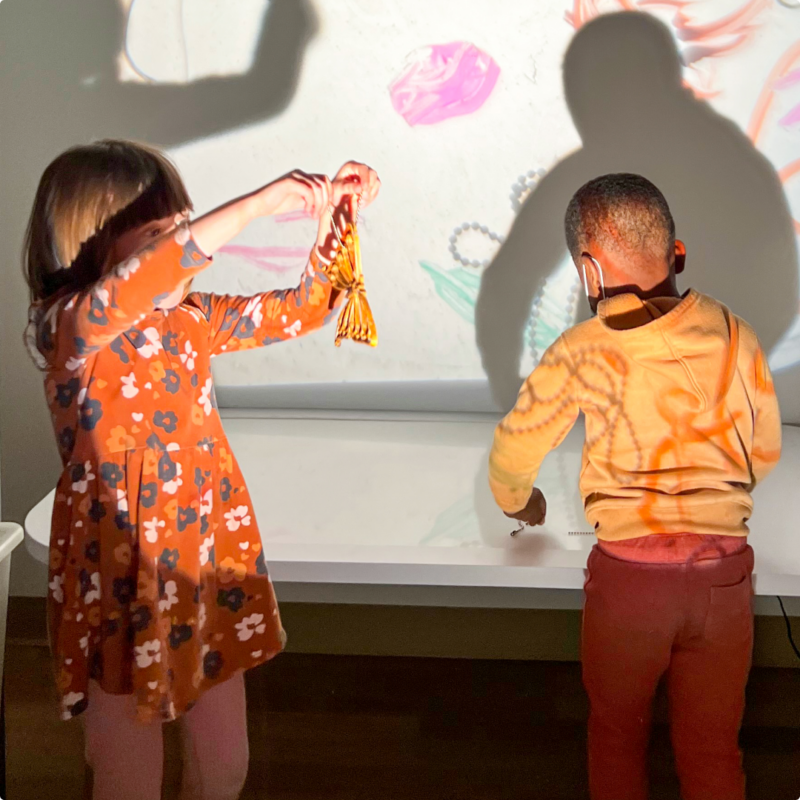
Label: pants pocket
xmin=706 ymin=573 xmax=754 ymax=647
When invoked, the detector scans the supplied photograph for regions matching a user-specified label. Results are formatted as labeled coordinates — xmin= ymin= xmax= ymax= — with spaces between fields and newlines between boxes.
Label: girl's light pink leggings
xmin=83 ymin=672 xmax=249 ymax=800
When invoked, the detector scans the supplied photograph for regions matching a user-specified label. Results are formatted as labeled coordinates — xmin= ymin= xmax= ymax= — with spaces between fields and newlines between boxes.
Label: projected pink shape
xmin=389 ymin=42 xmax=500 ymax=127
xmin=774 ymin=68 xmax=800 ymax=91
xmin=274 ymin=210 xmax=312 ymax=223
xmin=219 ymin=245 xmax=310 ymax=274
xmin=780 ymin=104 xmax=800 ymax=128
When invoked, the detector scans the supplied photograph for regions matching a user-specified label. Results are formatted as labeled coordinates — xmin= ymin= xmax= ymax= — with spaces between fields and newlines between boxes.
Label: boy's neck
xmin=604 ymin=274 xmax=682 ymax=303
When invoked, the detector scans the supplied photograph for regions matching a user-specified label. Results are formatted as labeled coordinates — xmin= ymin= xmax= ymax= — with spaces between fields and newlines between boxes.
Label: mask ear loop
xmin=582 ymin=256 xmax=606 ymax=301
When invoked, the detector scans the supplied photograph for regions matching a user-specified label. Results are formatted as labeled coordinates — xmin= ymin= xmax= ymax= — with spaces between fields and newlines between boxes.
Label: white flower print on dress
xmin=199 ymin=534 xmax=215 ymax=567
xmin=61 ymin=692 xmax=85 ymax=718
xmin=95 ymin=287 xmax=110 ymax=308
xmin=65 ymin=356 xmax=87 ymax=372
xmin=71 ymin=461 xmax=95 ymax=493
xmin=159 ymin=579 xmax=179 ymax=612
xmin=199 ymin=378 xmax=213 ymax=416
xmin=135 ymin=640 xmax=162 ymax=669
xmin=77 ymin=388 xmax=87 ymax=406
xmin=79 ymin=635 xmax=89 ymax=657
xmin=162 ymin=462 xmax=183 ymax=495
xmin=224 ymin=505 xmax=251 ymax=532
xmin=116 ymin=488 xmax=128 ymax=512
xmin=200 ymin=489 xmax=213 ymax=517
xmin=235 ymin=613 xmax=267 ymax=642
xmin=242 ymin=297 xmax=264 ymax=329
xmin=49 ymin=574 xmax=64 ymax=604
xmin=284 ymin=319 xmax=302 ymax=338
xmin=198 ymin=603 xmax=207 ymax=631
xmin=136 ymin=328 xmax=163 ymax=359
xmin=180 ymin=340 xmax=198 ymax=371
xmin=84 ymin=572 xmax=101 ymax=605
xmin=115 ymin=256 xmax=141 ymax=281
xmin=120 ymin=373 xmax=139 ymax=399
xmin=143 ymin=517 xmax=165 ymax=544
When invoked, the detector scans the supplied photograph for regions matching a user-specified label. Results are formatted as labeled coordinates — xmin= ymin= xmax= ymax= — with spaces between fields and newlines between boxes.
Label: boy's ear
xmin=674 ymin=240 xmax=686 ymax=275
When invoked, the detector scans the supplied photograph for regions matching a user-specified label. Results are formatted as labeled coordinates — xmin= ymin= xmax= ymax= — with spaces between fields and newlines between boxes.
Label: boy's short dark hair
xmin=564 ymin=173 xmax=676 ymax=264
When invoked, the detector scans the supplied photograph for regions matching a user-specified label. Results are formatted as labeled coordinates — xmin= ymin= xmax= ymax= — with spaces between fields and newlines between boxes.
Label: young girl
xmin=24 ymin=139 xmax=380 ymax=800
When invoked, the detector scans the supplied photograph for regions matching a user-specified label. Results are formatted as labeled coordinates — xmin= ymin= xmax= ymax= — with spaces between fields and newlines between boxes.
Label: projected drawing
xmin=567 ymin=0 xmax=772 ymax=96
xmin=109 ymin=0 xmax=800 ymax=402
xmin=389 ymin=42 xmax=500 ymax=126
xmin=775 ymin=67 xmax=800 ymax=127
xmin=422 ymin=172 xmax=582 ymax=366
xmin=218 ymin=245 xmax=311 ymax=275
xmin=420 ymin=495 xmax=481 ymax=547
xmin=748 ymin=40 xmax=800 ymax=231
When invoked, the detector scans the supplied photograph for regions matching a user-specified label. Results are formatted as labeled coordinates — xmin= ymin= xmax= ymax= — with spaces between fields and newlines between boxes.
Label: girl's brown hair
xmin=24 ymin=139 xmax=193 ymax=303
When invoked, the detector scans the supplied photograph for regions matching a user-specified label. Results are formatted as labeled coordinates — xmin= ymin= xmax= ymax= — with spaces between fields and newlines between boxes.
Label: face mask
xmin=582 ymin=255 xmax=606 ymax=301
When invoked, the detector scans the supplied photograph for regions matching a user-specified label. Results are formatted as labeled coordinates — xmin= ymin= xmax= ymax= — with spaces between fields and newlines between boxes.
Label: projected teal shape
xmin=420 ymin=261 xmax=481 ymax=324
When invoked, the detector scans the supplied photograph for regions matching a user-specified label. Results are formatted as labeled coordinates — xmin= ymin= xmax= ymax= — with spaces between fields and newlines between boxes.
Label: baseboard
xmin=9 ymin=596 xmax=800 ymax=668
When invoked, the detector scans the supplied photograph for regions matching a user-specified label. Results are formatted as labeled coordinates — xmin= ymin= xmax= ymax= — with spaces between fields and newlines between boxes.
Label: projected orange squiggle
xmin=499 ymin=336 xmax=778 ymax=534
xmin=638 ymin=315 xmax=744 ymax=529
xmin=747 ymin=40 xmax=800 ymax=234
xmin=566 ymin=0 xmax=770 ymax=97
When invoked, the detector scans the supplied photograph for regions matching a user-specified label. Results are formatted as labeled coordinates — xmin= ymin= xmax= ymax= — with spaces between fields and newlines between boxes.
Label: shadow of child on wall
xmin=476 ymin=11 xmax=798 ymax=411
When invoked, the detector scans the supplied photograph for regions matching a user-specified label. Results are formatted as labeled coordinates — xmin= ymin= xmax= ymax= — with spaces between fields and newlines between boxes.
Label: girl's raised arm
xmin=32 ymin=173 xmax=332 ymax=368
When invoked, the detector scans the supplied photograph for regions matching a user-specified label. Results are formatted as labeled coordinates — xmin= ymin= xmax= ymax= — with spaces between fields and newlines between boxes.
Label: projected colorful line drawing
xmin=218 ymin=245 xmax=311 ymax=274
xmin=420 ymin=495 xmax=481 ymax=546
xmin=566 ymin=0 xmax=772 ymax=97
xmin=389 ymin=42 xmax=500 ymax=126
xmin=423 ymin=172 xmax=582 ymax=366
xmin=219 ymin=213 xmax=369 ymax=275
xmin=748 ymin=40 xmax=800 ymax=232
xmin=747 ymin=39 xmax=800 ymax=372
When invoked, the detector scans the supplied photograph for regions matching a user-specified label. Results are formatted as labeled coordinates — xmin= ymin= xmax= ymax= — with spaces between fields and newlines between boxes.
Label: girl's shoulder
xmin=177 ymin=295 xmax=213 ymax=327
xmin=24 ymin=294 xmax=76 ymax=370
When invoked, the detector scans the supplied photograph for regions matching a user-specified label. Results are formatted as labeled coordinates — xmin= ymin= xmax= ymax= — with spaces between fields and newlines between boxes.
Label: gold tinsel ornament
xmin=322 ymin=195 xmax=377 ymax=347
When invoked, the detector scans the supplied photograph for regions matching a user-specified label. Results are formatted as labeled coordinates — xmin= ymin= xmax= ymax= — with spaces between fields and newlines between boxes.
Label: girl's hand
xmin=258 ymin=171 xmax=332 ymax=219
xmin=313 ymin=165 xmax=380 ymax=262
xmin=314 ymin=177 xmax=367 ymax=261
xmin=333 ymin=162 xmax=381 ymax=209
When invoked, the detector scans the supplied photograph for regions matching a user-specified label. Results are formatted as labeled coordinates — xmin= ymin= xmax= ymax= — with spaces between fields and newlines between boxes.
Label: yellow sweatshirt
xmin=489 ymin=290 xmax=782 ymax=541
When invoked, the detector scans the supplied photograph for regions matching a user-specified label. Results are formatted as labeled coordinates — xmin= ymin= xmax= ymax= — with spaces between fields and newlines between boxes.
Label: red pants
xmin=582 ymin=545 xmax=754 ymax=800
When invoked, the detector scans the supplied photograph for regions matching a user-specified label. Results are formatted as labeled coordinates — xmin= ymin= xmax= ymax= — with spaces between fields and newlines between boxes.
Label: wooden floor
xmin=5 ymin=641 xmax=800 ymax=800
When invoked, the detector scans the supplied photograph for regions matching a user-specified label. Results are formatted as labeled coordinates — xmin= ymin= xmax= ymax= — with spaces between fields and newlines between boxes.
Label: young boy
xmin=488 ymin=174 xmax=782 ymax=800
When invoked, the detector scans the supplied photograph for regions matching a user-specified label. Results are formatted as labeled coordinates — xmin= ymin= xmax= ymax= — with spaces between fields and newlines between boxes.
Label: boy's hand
xmin=504 ymin=488 xmax=547 ymax=527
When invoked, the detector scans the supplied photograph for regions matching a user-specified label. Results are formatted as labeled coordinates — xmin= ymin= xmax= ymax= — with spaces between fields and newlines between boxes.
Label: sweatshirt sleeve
xmin=751 ymin=345 xmax=782 ymax=485
xmin=489 ymin=335 xmax=580 ymax=513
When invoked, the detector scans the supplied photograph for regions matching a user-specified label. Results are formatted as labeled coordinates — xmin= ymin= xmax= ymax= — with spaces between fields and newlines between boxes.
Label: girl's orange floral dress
xmin=27 ymin=224 xmax=339 ymax=721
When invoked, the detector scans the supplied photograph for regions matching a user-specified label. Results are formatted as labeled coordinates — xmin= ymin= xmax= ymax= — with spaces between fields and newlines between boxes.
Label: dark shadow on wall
xmin=0 ymin=0 xmax=316 ymax=591
xmin=1 ymin=0 xmax=316 ymax=147
xmin=475 ymin=12 xmax=799 ymax=412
